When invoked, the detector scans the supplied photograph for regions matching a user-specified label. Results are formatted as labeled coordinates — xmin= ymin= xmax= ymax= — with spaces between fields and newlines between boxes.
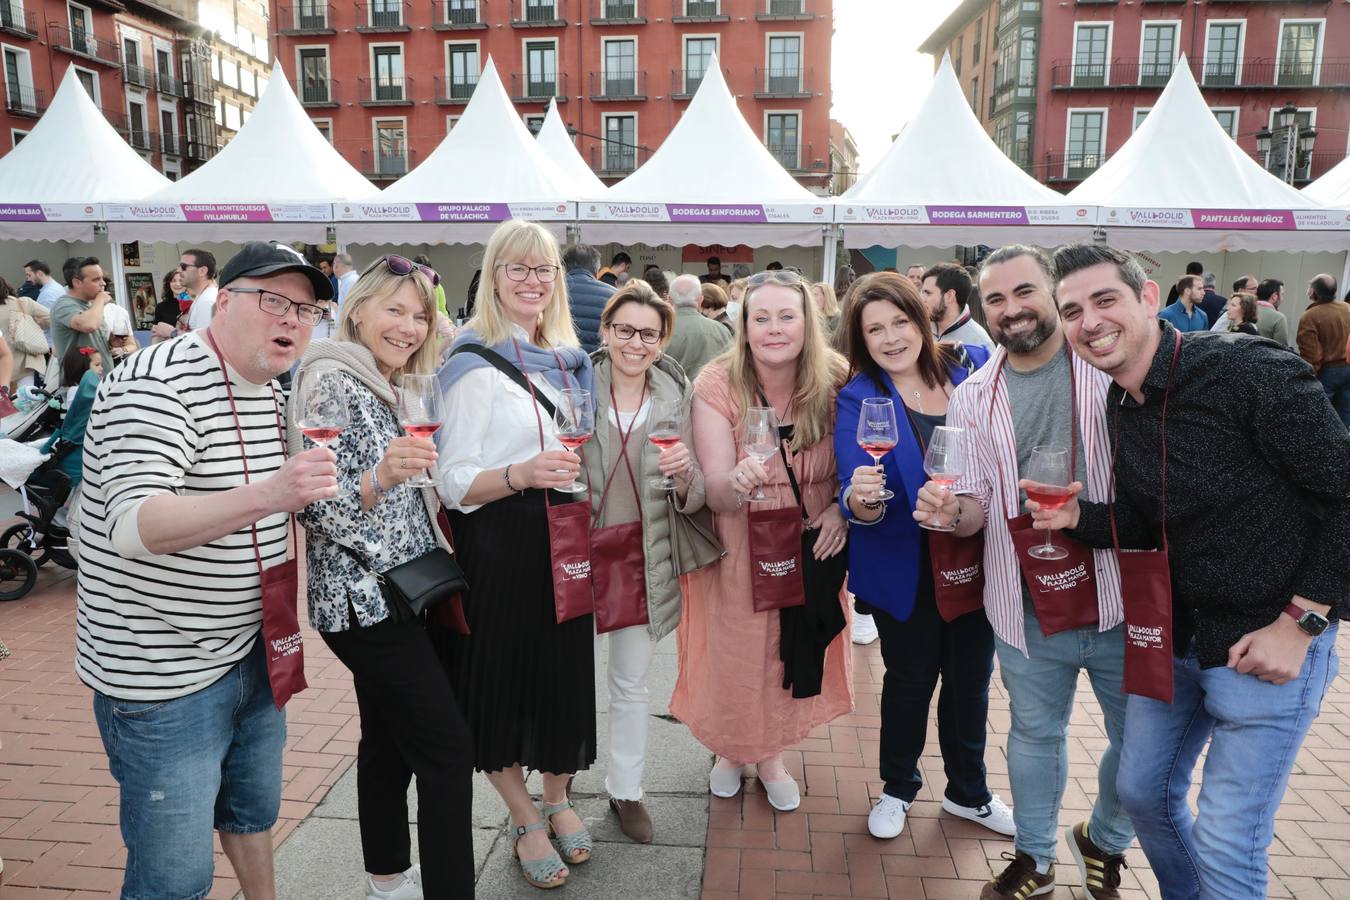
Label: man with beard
xmin=920 ymin=262 xmax=994 ymax=351
xmin=915 ymin=244 xmax=1134 ymax=900
xmin=1036 ymin=243 xmax=1346 ymax=900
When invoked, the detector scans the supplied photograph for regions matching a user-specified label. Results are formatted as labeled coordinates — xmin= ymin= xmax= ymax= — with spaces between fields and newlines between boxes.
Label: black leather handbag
xmin=339 ymin=544 xmax=468 ymax=623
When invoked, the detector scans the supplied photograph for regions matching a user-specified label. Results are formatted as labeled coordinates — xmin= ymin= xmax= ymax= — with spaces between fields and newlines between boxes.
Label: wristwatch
xmin=1283 ymin=602 xmax=1330 ymax=637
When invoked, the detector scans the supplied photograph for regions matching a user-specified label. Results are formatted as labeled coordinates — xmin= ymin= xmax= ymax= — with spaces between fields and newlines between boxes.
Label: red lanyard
xmin=1108 ymin=329 xmax=1183 ymax=552
xmin=589 ymin=379 xmax=645 ymax=528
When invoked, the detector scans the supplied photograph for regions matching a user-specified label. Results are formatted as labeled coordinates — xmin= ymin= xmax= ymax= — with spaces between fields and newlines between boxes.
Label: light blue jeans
xmin=1116 ymin=626 xmax=1340 ymax=900
xmin=994 ymin=606 xmax=1134 ymax=870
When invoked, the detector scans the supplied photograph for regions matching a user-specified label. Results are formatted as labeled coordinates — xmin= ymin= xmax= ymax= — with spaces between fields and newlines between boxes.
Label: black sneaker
xmin=1066 ymin=822 xmax=1126 ymax=899
xmin=980 ymin=851 xmax=1055 ymax=900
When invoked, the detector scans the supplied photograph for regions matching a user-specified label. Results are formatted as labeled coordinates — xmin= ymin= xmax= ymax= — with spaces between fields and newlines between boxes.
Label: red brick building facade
xmin=270 ymin=0 xmax=834 ymax=189
xmin=923 ymin=0 xmax=1350 ymax=190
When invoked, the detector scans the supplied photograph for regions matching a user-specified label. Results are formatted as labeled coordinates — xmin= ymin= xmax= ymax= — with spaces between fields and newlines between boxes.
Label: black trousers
xmin=322 ymin=617 xmax=475 ymax=898
xmin=867 ymin=560 xmax=996 ymax=807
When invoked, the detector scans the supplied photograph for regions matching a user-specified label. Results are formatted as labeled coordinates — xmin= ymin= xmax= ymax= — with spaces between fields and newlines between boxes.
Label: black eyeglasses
xmin=608 ymin=323 xmax=663 ymax=344
xmin=383 ymin=254 xmax=439 ymax=286
xmin=229 ymin=287 xmax=327 ymax=326
xmin=498 ymin=263 xmax=560 ymax=283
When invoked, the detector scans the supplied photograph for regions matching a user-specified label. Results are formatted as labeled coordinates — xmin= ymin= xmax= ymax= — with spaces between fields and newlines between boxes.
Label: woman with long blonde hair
xmin=671 ymin=269 xmax=854 ymax=812
xmin=436 ymin=220 xmax=595 ymax=890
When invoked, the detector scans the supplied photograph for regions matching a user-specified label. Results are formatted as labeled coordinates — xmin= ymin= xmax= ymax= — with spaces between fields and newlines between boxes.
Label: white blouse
xmin=436 ymin=346 xmax=566 ymax=513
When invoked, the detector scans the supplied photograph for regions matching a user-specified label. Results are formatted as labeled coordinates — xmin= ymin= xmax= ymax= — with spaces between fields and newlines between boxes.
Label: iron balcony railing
xmin=293 ymin=76 xmax=340 ymax=106
xmin=123 ymin=62 xmax=153 ymax=88
xmin=0 ymin=3 xmax=37 ymax=37
xmin=48 ymin=22 xmax=122 ymax=66
xmin=3 ymin=84 xmax=46 ymax=116
xmin=513 ymin=0 xmax=565 ymax=24
xmin=590 ymin=69 xmax=645 ymax=99
xmin=510 ymin=71 xmax=567 ymax=100
xmin=278 ymin=3 xmax=335 ymax=32
xmin=754 ymin=65 xmax=810 ymax=97
xmin=435 ymin=0 xmax=486 ymax=27
xmin=358 ymin=75 xmax=413 ymax=104
xmin=434 ymin=72 xmax=479 ymax=102
xmin=155 ymin=71 xmax=184 ymax=96
xmin=591 ymin=0 xmax=643 ymax=22
xmin=1050 ymin=56 xmax=1350 ymax=89
xmin=355 ymin=1 xmax=411 ymax=30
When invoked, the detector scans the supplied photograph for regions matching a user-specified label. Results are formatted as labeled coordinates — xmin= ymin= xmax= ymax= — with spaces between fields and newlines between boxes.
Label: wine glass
xmin=856 ymin=397 xmax=898 ymax=503
xmin=1023 ymin=444 xmax=1072 ymax=561
xmin=647 ymin=397 xmax=684 ymax=492
xmin=920 ymin=425 xmax=965 ymax=532
xmin=741 ymin=406 xmax=779 ymax=503
xmin=554 ymin=388 xmax=594 ymax=494
xmin=295 ymin=370 xmax=350 ymax=451
xmin=397 ymin=373 xmax=443 ymax=488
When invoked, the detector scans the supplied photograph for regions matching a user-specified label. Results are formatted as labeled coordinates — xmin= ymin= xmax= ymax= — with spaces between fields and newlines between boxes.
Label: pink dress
xmin=670 ymin=363 xmax=854 ymax=764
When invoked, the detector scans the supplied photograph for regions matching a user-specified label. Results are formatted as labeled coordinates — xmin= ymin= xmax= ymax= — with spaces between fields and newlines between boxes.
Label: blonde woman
xmin=289 ymin=255 xmax=473 ymax=897
xmin=812 ymin=281 xmax=842 ymax=337
xmin=672 ymin=269 xmax=854 ymax=811
xmin=437 ymin=220 xmax=595 ymax=889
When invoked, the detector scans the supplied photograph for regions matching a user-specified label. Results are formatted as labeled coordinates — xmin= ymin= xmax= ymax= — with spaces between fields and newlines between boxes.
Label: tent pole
xmin=821 ymin=225 xmax=839 ymax=283
xmin=106 ymin=226 xmax=131 ymax=335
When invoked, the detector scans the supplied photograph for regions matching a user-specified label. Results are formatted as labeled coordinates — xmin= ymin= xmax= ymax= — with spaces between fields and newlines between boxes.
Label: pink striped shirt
xmin=947 ymin=345 xmax=1124 ymax=655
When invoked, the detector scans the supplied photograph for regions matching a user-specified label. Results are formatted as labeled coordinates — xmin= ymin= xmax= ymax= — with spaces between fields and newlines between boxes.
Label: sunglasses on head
xmin=382 ymin=254 xmax=440 ymax=286
xmin=747 ymin=270 xmax=804 ymax=286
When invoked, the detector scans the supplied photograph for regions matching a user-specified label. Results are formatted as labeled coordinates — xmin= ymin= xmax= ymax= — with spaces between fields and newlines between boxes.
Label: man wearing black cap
xmin=76 ymin=242 xmax=339 ymax=899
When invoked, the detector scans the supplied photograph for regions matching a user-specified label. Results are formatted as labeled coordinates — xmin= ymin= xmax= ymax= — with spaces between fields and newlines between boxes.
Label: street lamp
xmin=1256 ymin=101 xmax=1317 ymax=184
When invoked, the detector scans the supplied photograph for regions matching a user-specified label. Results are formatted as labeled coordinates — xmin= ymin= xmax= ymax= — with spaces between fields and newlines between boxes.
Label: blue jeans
xmin=994 ymin=606 xmax=1134 ymax=869
xmin=93 ymin=638 xmax=286 ymax=900
xmin=1116 ymin=627 xmax=1340 ymax=900
xmin=1317 ymin=365 xmax=1350 ymax=430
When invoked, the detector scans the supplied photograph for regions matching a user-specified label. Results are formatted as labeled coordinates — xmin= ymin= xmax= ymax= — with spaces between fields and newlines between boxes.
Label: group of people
xmin=65 ymin=221 xmax=1345 ymax=900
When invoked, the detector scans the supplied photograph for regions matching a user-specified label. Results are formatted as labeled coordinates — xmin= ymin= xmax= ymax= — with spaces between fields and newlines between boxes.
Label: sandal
xmin=512 ymin=820 xmax=567 ymax=889
xmin=542 ymin=797 xmax=593 ymax=865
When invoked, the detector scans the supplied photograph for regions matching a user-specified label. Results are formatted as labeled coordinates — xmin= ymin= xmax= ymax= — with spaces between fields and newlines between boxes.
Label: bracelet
xmin=503 ymin=464 xmax=519 ymax=493
xmin=370 ymin=464 xmax=390 ymax=498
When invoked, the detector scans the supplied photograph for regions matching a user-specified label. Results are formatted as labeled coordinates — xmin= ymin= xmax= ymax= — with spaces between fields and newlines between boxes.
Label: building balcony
xmin=360 ymin=147 xmax=415 ymax=181
xmin=48 ymin=23 xmax=122 ymax=67
xmin=753 ymin=66 xmax=812 ymax=99
xmin=355 ymin=1 xmax=412 ymax=31
xmin=120 ymin=126 xmax=157 ymax=154
xmin=4 ymin=85 xmax=46 ymax=117
xmin=1250 ymin=149 xmax=1347 ymax=185
xmin=186 ymin=140 xmax=216 ymax=162
xmin=510 ymin=71 xmax=567 ymax=102
xmin=1050 ymin=57 xmax=1350 ymax=90
xmin=0 ymin=3 xmax=37 ymax=39
xmin=434 ymin=72 xmax=479 ymax=103
xmin=159 ymin=132 xmax=184 ymax=156
xmin=590 ymin=0 xmax=644 ymax=24
xmin=670 ymin=68 xmax=709 ymax=98
xmin=590 ymin=143 xmax=646 ymax=177
xmin=672 ymin=0 xmax=727 ymax=23
xmin=433 ymin=0 xmax=487 ymax=29
xmin=755 ymin=0 xmax=815 ymax=21
xmin=358 ymin=76 xmax=414 ymax=105
xmin=278 ymin=4 xmax=336 ymax=34
xmin=590 ymin=70 xmax=646 ymax=101
xmin=123 ymin=62 xmax=153 ymax=89
xmin=766 ymin=141 xmax=815 ymax=172
xmin=997 ymin=0 xmax=1040 ymax=34
xmin=512 ymin=0 xmax=565 ymax=26
xmin=292 ymin=77 xmax=340 ymax=107
xmin=156 ymin=71 xmax=184 ymax=96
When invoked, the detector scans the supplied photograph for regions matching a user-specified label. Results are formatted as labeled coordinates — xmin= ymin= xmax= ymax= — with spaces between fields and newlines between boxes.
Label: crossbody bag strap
xmin=1108 ymin=328 xmax=1182 ymax=554
xmin=451 ymin=343 xmax=558 ymax=419
xmin=588 ymin=379 xmax=645 ymax=529
xmin=757 ymin=391 xmax=808 ymax=522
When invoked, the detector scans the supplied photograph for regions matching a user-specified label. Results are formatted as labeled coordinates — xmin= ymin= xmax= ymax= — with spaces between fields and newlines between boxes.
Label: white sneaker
xmin=868 ymin=794 xmax=911 ymax=839
xmin=709 ymin=760 xmax=745 ymax=798
xmin=366 ymin=865 xmax=422 ymax=900
xmin=852 ymin=612 xmax=879 ymax=645
xmin=942 ymin=794 xmax=1016 ymax=837
xmin=758 ymin=774 xmax=801 ymax=812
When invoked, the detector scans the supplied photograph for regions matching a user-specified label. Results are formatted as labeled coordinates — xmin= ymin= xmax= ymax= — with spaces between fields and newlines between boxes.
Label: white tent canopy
xmin=1305 ymin=156 xmax=1350 ymax=210
xmin=837 ymin=55 xmax=1092 ymax=249
xmin=103 ymin=62 xmax=377 ymax=244
xmin=535 ymin=98 xmax=606 ymax=197
xmin=338 ymin=58 xmax=576 ymax=245
xmin=0 ymin=67 xmax=170 ymax=241
xmin=579 ymin=57 xmax=830 ymax=247
xmin=1068 ymin=58 xmax=1346 ymax=251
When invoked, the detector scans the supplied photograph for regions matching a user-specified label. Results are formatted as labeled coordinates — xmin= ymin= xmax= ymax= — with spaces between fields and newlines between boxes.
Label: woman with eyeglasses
xmin=437 ymin=220 xmax=595 ymax=890
xmin=580 ymin=280 xmax=714 ymax=844
xmin=289 ymin=255 xmax=474 ymax=898
xmin=670 ymin=269 xmax=853 ymax=812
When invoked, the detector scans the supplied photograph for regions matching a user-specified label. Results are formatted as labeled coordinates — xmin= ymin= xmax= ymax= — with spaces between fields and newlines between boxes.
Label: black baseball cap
xmin=218 ymin=241 xmax=334 ymax=301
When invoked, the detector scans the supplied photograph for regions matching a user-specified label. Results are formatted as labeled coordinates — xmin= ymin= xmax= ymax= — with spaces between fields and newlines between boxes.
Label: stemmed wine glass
xmin=647 ymin=397 xmax=684 ymax=492
xmin=920 ymin=425 xmax=965 ymax=532
xmin=295 ymin=370 xmax=350 ymax=451
xmin=856 ymin=397 xmax=898 ymax=503
xmin=397 ymin=373 xmax=443 ymax=488
xmin=554 ymin=388 xmax=594 ymax=494
xmin=742 ymin=406 xmax=779 ymax=503
xmin=1023 ymin=444 xmax=1072 ymax=560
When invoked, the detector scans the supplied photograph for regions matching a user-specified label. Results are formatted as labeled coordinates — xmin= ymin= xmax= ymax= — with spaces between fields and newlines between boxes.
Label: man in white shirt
xmin=181 ymin=249 xmax=219 ymax=331
xmin=101 ymin=298 xmax=139 ymax=361
xmin=27 ymin=260 xmax=67 ymax=311
xmin=335 ymin=252 xmax=358 ymax=305
xmin=920 ymin=263 xmax=994 ymax=351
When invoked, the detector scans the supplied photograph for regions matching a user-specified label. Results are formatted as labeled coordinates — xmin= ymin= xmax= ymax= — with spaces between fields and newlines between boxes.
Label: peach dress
xmin=670 ymin=363 xmax=854 ymax=764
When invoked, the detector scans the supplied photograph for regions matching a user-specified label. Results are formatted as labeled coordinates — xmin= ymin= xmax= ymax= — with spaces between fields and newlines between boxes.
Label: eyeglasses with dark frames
xmin=498 ymin=263 xmax=560 ymax=283
xmin=608 ymin=322 xmax=663 ymax=345
xmin=229 ymin=287 xmax=328 ymax=326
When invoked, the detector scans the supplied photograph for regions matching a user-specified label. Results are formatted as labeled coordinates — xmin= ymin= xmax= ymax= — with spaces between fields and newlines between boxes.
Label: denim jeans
xmin=93 ymin=639 xmax=285 ymax=900
xmin=1317 ymin=365 xmax=1350 ymax=430
xmin=994 ymin=605 xmax=1134 ymax=870
xmin=1116 ymin=626 xmax=1340 ymax=900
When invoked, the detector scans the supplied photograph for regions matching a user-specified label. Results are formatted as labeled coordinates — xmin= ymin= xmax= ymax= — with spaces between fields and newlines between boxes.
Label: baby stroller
xmin=1 ymin=387 xmax=75 ymax=601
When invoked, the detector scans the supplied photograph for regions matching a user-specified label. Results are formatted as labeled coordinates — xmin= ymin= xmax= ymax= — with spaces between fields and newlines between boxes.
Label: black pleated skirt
xmin=444 ymin=489 xmax=597 ymax=775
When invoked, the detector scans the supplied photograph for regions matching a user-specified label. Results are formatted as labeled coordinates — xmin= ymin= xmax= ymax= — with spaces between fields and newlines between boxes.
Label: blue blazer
xmin=834 ymin=346 xmax=989 ymax=622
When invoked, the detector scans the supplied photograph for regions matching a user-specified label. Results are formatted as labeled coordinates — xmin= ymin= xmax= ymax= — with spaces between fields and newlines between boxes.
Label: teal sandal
xmin=512 ymin=820 xmax=568 ymax=889
xmin=542 ymin=798 xmax=593 ymax=865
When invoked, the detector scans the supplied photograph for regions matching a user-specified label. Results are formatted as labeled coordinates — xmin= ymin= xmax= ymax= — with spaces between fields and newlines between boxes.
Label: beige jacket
xmin=0 ymin=296 xmax=51 ymax=383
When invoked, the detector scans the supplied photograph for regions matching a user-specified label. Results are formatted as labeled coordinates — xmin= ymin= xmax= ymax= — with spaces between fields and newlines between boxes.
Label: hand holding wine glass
xmin=855 ymin=398 xmax=898 ymax=503
xmin=554 ymin=388 xmax=594 ymax=494
xmin=397 ymin=374 xmax=443 ymax=488
xmin=1021 ymin=445 xmax=1073 ymax=560
xmin=295 ymin=370 xmax=350 ymax=450
xmin=647 ymin=397 xmax=688 ymax=491
xmin=919 ymin=426 xmax=965 ymax=532
xmin=741 ymin=406 xmax=779 ymax=503
xmin=1021 ymin=478 xmax=1084 ymax=532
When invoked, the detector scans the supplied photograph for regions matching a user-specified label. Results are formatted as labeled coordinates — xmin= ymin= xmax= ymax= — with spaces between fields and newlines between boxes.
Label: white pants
xmin=603 ymin=624 xmax=658 ymax=801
